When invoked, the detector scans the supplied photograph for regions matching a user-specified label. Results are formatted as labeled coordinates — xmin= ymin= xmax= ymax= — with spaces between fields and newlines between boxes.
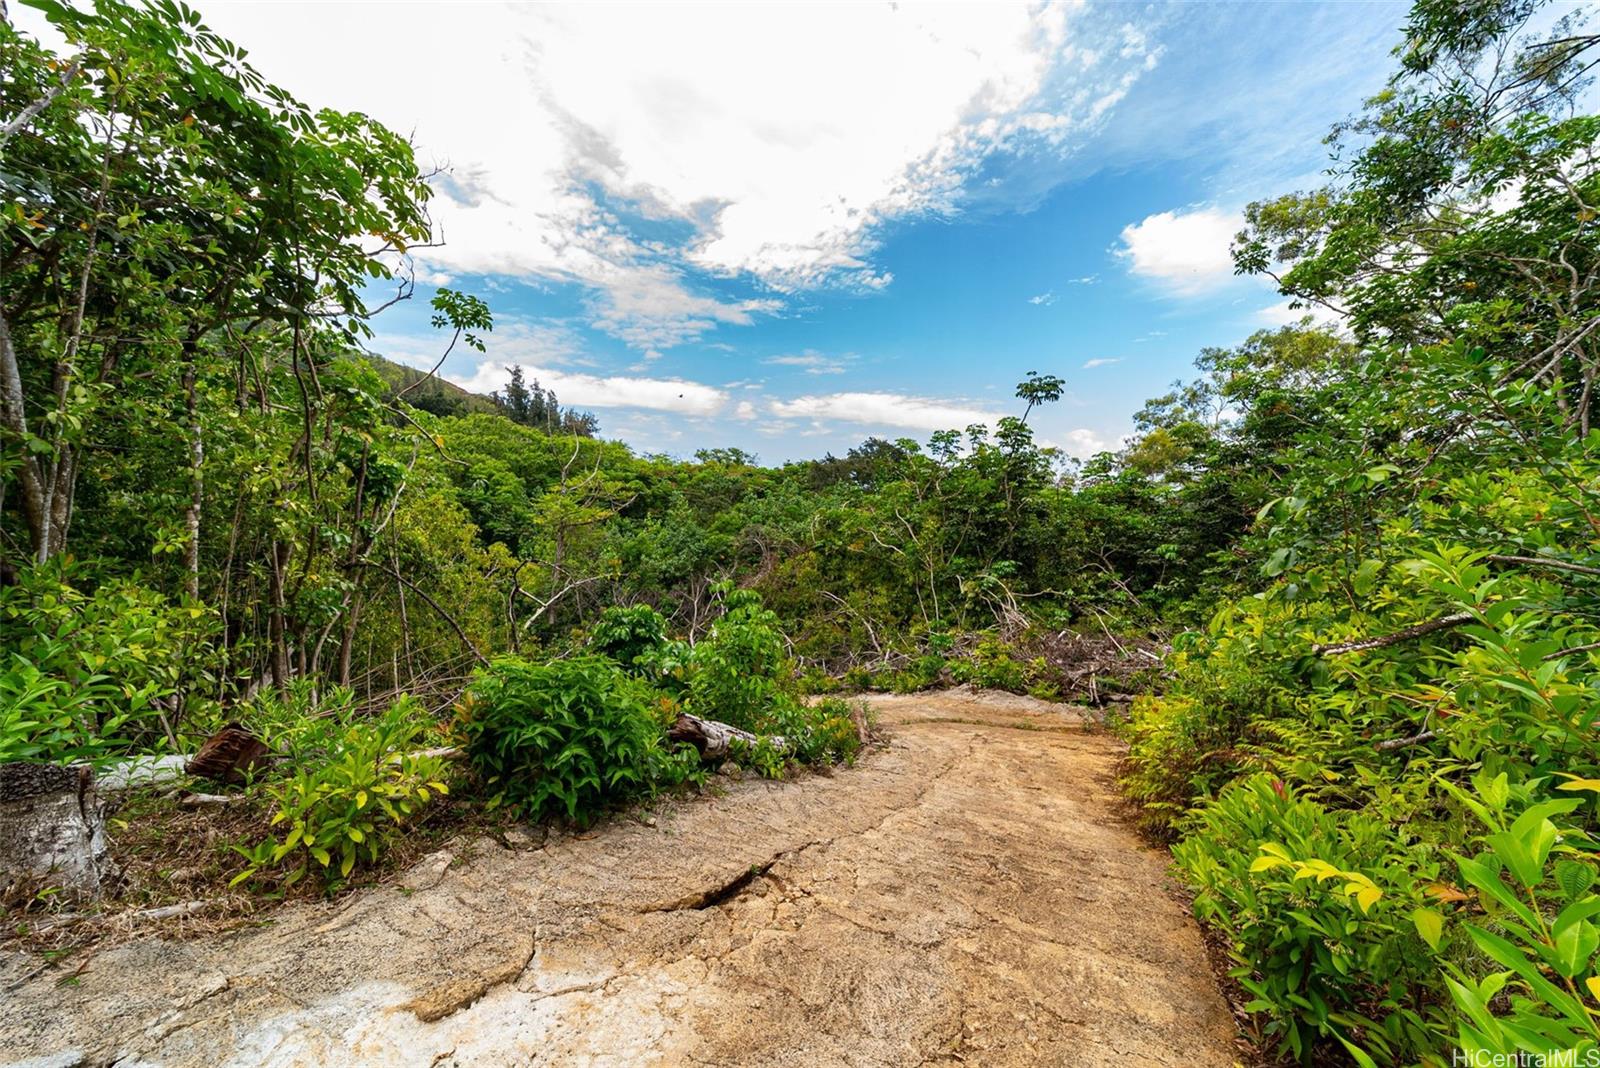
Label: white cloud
xmin=579 ymin=261 xmax=780 ymax=355
xmin=1048 ymin=428 xmax=1109 ymax=457
xmin=147 ymin=2 xmax=1160 ymax=354
xmin=764 ymin=352 xmax=852 ymax=375
xmin=769 ymin=392 xmax=1001 ymax=432
xmin=734 ymin=401 xmax=758 ymax=421
xmin=1028 ymin=292 xmax=1058 ymax=306
xmin=1116 ymin=206 xmax=1241 ymax=295
xmin=1082 ymin=357 xmax=1121 ymax=369
xmin=1066 ymin=274 xmax=1100 ymax=285
xmin=447 ymin=362 xmax=727 ymax=416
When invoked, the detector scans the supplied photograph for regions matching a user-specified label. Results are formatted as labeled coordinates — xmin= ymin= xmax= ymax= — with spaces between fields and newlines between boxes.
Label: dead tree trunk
xmin=667 ymin=714 xmax=786 ymax=761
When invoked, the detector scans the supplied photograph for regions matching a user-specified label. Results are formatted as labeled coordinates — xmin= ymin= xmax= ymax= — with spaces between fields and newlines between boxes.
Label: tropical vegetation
xmin=4 ymin=0 xmax=1600 ymax=1062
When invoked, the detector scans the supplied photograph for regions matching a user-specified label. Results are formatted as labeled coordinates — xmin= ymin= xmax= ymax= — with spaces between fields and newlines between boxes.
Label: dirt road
xmin=1 ymin=689 xmax=1240 ymax=1067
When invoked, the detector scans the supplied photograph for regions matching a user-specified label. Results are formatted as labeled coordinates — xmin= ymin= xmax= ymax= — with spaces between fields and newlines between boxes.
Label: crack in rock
xmin=636 ymin=861 xmax=777 ymax=914
xmin=400 ymin=932 xmax=536 ymax=1023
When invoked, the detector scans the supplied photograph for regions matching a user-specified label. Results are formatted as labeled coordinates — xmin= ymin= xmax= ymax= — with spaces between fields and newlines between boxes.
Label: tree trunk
xmin=336 ymin=590 xmax=363 ymax=688
xmin=182 ymin=351 xmax=203 ymax=602
xmin=268 ymin=539 xmax=290 ymax=689
xmin=0 ymin=306 xmax=55 ymax=561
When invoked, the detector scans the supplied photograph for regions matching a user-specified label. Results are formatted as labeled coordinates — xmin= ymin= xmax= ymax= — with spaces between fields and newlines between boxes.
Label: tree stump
xmin=0 ymin=762 xmax=114 ymax=902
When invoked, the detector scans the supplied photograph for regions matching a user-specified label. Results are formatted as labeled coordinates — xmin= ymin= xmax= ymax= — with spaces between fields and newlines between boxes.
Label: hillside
xmin=361 ymin=352 xmax=503 ymax=418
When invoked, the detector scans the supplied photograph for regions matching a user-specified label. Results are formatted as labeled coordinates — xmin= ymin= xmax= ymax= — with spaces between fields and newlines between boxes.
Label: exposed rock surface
xmin=0 ymin=690 xmax=1239 ymax=1067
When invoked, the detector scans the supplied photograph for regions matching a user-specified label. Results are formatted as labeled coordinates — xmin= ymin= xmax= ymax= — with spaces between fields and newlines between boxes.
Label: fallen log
xmin=668 ymin=714 xmax=786 ymax=761
xmin=16 ymin=899 xmax=209 ymax=935
xmin=96 ymin=754 xmax=189 ymax=791
xmin=178 ymin=792 xmax=245 ymax=807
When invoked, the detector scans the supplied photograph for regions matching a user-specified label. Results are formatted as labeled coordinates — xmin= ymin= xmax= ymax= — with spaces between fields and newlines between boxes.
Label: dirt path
xmin=1 ymin=689 xmax=1240 ymax=1067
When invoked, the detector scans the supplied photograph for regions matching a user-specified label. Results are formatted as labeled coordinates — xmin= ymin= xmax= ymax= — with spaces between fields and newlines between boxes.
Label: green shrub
xmin=886 ymin=654 xmax=945 ymax=693
xmin=233 ymin=697 xmax=450 ymax=891
xmin=1174 ymin=775 xmax=1443 ymax=1063
xmin=0 ymin=564 xmax=219 ymax=754
xmin=795 ymin=667 xmax=840 ymax=695
xmin=732 ymin=734 xmax=790 ymax=779
xmin=245 ymin=680 xmax=365 ymax=766
xmin=949 ymin=636 xmax=1030 ymax=693
xmin=457 ymin=655 xmax=693 ymax=821
xmin=588 ymin=604 xmax=670 ymax=672
xmin=1118 ymin=597 xmax=1311 ymax=835
xmin=1120 ymin=693 xmax=1250 ymax=836
xmin=840 ymin=665 xmax=873 ymax=692
xmin=686 ymin=585 xmax=790 ymax=731
xmin=727 ymin=697 xmax=865 ymax=778
xmin=767 ymin=695 xmax=866 ymax=766
xmin=1432 ymin=772 xmax=1600 ymax=1059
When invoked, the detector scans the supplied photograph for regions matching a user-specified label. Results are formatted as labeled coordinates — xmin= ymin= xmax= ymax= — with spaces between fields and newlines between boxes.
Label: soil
xmin=0 ymin=689 xmax=1243 ymax=1067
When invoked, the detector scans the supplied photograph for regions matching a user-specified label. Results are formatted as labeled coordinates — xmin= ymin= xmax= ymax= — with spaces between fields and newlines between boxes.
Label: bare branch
xmin=1313 ymin=613 xmax=1475 ymax=656
xmin=1486 ymin=553 xmax=1600 ymax=577
xmin=0 ymin=58 xmax=81 ymax=148
xmin=1375 ymin=730 xmax=1438 ymax=752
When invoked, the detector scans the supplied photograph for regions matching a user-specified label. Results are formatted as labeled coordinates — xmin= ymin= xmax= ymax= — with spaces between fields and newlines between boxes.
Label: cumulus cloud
xmin=769 ymin=392 xmax=1001 ymax=432
xmin=1028 ymin=292 xmax=1058 ymax=306
xmin=1049 ymin=428 xmax=1109 ymax=457
xmin=447 ymin=362 xmax=727 ymax=416
xmin=1116 ymin=206 xmax=1242 ymax=295
xmin=579 ymin=261 xmax=780 ymax=355
xmin=1082 ymin=357 xmax=1121 ymax=369
xmin=167 ymin=3 xmax=1161 ymax=355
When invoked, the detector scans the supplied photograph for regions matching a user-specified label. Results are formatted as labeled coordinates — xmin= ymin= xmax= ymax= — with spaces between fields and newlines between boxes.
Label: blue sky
xmin=24 ymin=1 xmax=1411 ymax=462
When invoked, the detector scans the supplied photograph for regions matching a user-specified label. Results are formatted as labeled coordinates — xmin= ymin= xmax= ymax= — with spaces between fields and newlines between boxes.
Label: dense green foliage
xmin=1120 ymin=3 xmax=1600 ymax=1062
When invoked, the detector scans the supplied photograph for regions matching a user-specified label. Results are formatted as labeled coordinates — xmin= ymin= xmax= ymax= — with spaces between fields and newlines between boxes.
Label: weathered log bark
xmin=0 ymin=763 xmax=113 ymax=901
xmin=667 ymin=714 xmax=786 ymax=761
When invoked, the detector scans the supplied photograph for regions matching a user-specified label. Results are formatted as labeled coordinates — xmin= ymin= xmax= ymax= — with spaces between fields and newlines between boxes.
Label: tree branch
xmin=1312 ymin=612 xmax=1475 ymax=656
xmin=0 ymin=58 xmax=80 ymax=148
xmin=1374 ymin=730 xmax=1438 ymax=752
xmin=1486 ymin=553 xmax=1600 ymax=577
xmin=357 ymin=561 xmax=488 ymax=665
